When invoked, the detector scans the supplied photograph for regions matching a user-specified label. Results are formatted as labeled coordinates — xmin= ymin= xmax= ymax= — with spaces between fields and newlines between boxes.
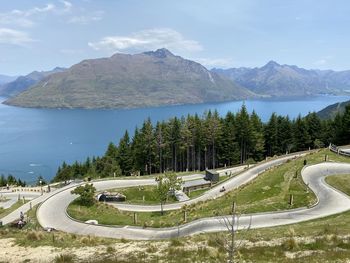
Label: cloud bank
xmin=0 ymin=28 xmax=34 ymax=46
xmin=88 ymin=28 xmax=203 ymax=53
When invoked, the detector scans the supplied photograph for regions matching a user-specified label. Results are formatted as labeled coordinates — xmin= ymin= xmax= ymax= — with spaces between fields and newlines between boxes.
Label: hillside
xmin=213 ymin=61 xmax=350 ymax=97
xmin=0 ymin=68 xmax=65 ymax=97
xmin=4 ymin=49 xmax=255 ymax=109
xmin=317 ymin=100 xmax=350 ymax=119
xmin=0 ymin=74 xmax=17 ymax=85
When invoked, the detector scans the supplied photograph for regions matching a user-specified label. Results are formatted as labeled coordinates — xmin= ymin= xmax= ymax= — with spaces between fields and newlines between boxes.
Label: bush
xmin=54 ymin=254 xmax=75 ymax=263
xmin=71 ymin=184 xmax=96 ymax=206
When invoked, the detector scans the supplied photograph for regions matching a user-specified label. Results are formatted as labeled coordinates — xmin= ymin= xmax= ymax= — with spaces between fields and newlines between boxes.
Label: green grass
xmin=325 ymin=174 xmax=350 ymax=195
xmin=107 ymin=185 xmax=177 ymax=205
xmin=0 ymin=204 xmax=118 ymax=249
xmin=67 ymin=201 xmax=183 ymax=227
xmin=91 ymin=170 xmax=205 ymax=182
xmin=68 ymin=149 xmax=350 ymax=228
xmin=0 ymin=200 xmax=28 ymax=219
xmin=188 ymin=188 xmax=208 ymax=198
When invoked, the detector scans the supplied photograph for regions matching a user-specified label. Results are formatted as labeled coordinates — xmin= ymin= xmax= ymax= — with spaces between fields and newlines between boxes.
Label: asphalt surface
xmin=0 ymin=192 xmax=40 ymax=209
xmin=0 ymin=183 xmax=81 ymax=225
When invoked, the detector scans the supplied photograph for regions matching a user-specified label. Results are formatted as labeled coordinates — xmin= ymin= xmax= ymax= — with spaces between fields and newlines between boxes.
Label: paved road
xmin=0 ymin=165 xmax=247 ymax=224
xmin=34 ymin=152 xmax=349 ymax=240
xmin=0 ymin=183 xmax=81 ymax=225
xmin=109 ymin=154 xmax=303 ymax=212
xmin=0 ymin=192 xmax=40 ymax=209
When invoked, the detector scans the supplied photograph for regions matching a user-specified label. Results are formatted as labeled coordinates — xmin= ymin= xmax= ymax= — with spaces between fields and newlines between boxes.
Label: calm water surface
xmin=0 ymin=95 xmax=349 ymax=183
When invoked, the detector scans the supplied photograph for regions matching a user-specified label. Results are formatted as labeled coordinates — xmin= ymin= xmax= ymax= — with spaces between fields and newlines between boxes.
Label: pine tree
xmin=305 ymin=112 xmax=322 ymax=148
xmin=250 ymin=111 xmax=265 ymax=161
xmin=235 ymin=105 xmax=252 ymax=163
xmin=277 ymin=116 xmax=293 ymax=153
xmin=140 ymin=118 xmax=156 ymax=175
xmin=219 ymin=112 xmax=240 ymax=166
xmin=264 ymin=113 xmax=279 ymax=156
xmin=118 ymin=131 xmax=133 ymax=175
xmin=293 ymin=115 xmax=311 ymax=151
xmin=204 ymin=110 xmax=222 ymax=169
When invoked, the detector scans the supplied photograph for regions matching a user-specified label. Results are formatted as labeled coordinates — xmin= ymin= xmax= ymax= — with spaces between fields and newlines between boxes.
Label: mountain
xmin=0 ymin=74 xmax=17 ymax=85
xmin=317 ymin=100 xmax=350 ymax=119
xmin=213 ymin=61 xmax=350 ymax=97
xmin=4 ymin=49 xmax=255 ymax=109
xmin=0 ymin=67 xmax=66 ymax=98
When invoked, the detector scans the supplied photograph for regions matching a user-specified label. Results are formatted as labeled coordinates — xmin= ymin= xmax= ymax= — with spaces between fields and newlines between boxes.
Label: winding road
xmin=2 ymin=150 xmax=350 ymax=240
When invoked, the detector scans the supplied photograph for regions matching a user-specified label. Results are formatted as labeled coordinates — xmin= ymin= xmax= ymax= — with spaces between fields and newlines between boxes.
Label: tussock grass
xmin=54 ymin=254 xmax=75 ymax=263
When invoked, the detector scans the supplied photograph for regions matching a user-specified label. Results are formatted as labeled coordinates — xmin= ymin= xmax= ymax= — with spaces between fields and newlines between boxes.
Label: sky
xmin=0 ymin=0 xmax=350 ymax=76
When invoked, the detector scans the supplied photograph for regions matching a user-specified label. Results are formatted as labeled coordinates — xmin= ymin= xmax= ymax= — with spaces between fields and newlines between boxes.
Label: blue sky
xmin=0 ymin=0 xmax=349 ymax=75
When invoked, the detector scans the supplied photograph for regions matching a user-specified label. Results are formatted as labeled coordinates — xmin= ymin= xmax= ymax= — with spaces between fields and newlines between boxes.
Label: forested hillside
xmin=53 ymin=105 xmax=350 ymax=182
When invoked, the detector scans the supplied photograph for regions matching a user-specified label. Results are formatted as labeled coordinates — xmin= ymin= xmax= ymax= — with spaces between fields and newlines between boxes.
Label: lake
xmin=0 ymin=95 xmax=349 ymax=183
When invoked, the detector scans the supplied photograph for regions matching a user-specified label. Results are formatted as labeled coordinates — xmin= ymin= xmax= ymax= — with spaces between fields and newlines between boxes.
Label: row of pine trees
xmin=53 ymin=105 xmax=350 ymax=182
xmin=0 ymin=174 xmax=26 ymax=187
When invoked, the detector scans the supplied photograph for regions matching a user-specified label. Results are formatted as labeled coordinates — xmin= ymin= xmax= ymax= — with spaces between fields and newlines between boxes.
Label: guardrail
xmin=329 ymin=143 xmax=350 ymax=157
xmin=10 ymin=187 xmax=50 ymax=193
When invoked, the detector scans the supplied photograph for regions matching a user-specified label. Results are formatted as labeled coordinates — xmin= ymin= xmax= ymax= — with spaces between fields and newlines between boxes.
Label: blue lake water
xmin=0 ymin=95 xmax=349 ymax=183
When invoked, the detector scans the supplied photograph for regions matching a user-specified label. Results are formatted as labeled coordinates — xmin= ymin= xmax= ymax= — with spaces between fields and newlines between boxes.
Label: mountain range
xmin=0 ymin=67 xmax=65 ymax=98
xmin=2 ymin=49 xmax=350 ymax=109
xmin=213 ymin=61 xmax=350 ymax=97
xmin=0 ymin=74 xmax=18 ymax=85
xmin=4 ymin=49 xmax=254 ymax=109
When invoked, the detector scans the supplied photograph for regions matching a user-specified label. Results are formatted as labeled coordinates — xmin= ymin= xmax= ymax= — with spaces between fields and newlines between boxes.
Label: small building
xmin=205 ymin=170 xmax=220 ymax=183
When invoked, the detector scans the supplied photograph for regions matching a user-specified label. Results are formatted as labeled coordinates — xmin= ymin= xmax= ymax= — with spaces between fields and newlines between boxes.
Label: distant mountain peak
xmin=143 ymin=48 xmax=174 ymax=58
xmin=4 ymin=49 xmax=254 ymax=109
xmin=263 ymin=60 xmax=280 ymax=68
xmin=0 ymin=67 xmax=66 ymax=98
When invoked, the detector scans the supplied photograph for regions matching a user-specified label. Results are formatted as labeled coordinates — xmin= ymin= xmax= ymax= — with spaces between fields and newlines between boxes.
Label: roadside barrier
xmin=329 ymin=143 xmax=350 ymax=157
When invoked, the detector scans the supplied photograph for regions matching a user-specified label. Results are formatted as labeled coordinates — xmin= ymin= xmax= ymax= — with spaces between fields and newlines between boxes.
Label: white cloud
xmin=88 ymin=28 xmax=203 ymax=53
xmin=68 ymin=11 xmax=104 ymax=25
xmin=61 ymin=1 xmax=73 ymax=12
xmin=194 ymin=57 xmax=235 ymax=68
xmin=313 ymin=56 xmax=334 ymax=67
xmin=12 ymin=4 xmax=55 ymax=17
xmin=0 ymin=14 xmax=34 ymax=28
xmin=0 ymin=28 xmax=34 ymax=46
xmin=0 ymin=2 xmax=74 ymax=28
xmin=0 ymin=4 xmax=56 ymax=28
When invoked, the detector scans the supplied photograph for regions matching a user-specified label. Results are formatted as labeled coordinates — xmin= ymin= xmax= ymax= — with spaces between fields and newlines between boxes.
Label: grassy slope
xmin=325 ymin=174 xmax=350 ymax=195
xmin=68 ymin=149 xmax=349 ymax=228
xmin=0 ymin=201 xmax=28 ymax=219
xmin=108 ymin=186 xmax=177 ymax=205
